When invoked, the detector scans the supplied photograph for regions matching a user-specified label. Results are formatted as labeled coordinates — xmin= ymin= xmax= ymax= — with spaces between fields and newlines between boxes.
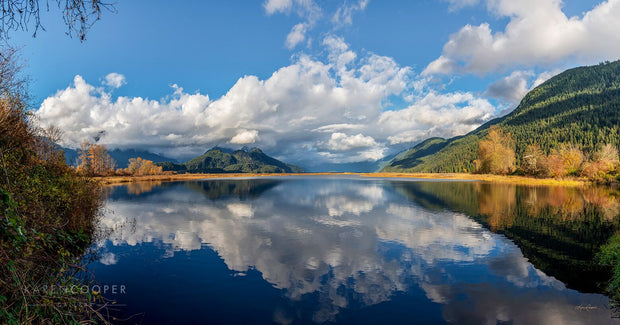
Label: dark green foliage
xmin=160 ymin=147 xmax=304 ymax=174
xmin=598 ymin=234 xmax=620 ymax=305
xmin=384 ymin=60 xmax=620 ymax=172
xmin=0 ymin=66 xmax=104 ymax=322
xmin=155 ymin=161 xmax=187 ymax=173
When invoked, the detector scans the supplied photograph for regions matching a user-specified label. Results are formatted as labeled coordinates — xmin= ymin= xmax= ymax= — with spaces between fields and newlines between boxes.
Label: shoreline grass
xmin=98 ymin=172 xmax=588 ymax=187
xmin=96 ymin=172 xmax=350 ymax=185
xmin=361 ymin=172 xmax=587 ymax=187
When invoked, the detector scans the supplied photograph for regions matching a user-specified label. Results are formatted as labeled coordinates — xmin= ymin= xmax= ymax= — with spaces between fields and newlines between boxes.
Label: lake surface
xmin=91 ymin=176 xmax=620 ymax=324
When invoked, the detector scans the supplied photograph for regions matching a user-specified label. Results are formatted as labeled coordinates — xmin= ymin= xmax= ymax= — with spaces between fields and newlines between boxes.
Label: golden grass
xmin=96 ymin=172 xmax=347 ymax=185
xmin=361 ymin=172 xmax=587 ymax=187
xmin=98 ymin=172 xmax=588 ymax=187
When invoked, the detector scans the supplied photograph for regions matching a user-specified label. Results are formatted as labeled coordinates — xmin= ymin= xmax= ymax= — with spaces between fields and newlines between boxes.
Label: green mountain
xmin=383 ymin=60 xmax=620 ymax=173
xmin=157 ymin=147 xmax=304 ymax=174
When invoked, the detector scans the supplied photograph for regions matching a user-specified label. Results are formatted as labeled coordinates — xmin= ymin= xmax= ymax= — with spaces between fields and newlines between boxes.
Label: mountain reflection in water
xmin=94 ymin=177 xmax=620 ymax=324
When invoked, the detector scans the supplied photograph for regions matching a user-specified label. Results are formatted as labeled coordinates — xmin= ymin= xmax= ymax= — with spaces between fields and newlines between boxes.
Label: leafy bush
xmin=0 ymin=51 xmax=105 ymax=323
xmin=598 ymin=234 xmax=620 ymax=307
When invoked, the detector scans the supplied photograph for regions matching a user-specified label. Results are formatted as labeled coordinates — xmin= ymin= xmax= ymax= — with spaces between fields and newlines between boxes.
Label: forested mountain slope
xmin=383 ymin=60 xmax=620 ymax=173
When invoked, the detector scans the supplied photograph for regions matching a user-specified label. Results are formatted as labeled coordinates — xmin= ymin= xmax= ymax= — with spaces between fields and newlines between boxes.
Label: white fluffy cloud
xmin=37 ymin=36 xmax=496 ymax=164
xmin=425 ymin=0 xmax=620 ymax=75
xmin=103 ymin=72 xmax=126 ymax=88
xmin=380 ymin=92 xmax=495 ymax=144
xmin=325 ymin=133 xmax=378 ymax=151
xmin=285 ymin=23 xmax=308 ymax=49
xmin=230 ymin=130 xmax=259 ymax=144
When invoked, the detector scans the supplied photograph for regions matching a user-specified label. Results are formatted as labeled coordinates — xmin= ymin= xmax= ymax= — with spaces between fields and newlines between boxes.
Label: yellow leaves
xmin=475 ymin=126 xmax=516 ymax=175
xmin=77 ymin=141 xmax=115 ymax=176
xmin=125 ymin=157 xmax=163 ymax=176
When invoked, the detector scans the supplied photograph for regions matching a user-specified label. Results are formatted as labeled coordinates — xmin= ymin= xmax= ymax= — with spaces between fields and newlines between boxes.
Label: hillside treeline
xmin=384 ymin=60 xmax=620 ymax=174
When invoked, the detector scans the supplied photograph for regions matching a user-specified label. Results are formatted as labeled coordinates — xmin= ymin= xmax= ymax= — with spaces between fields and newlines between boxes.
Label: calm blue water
xmin=90 ymin=176 xmax=619 ymax=324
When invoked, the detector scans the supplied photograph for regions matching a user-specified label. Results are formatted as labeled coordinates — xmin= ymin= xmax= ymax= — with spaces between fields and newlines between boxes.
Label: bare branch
xmin=0 ymin=0 xmax=117 ymax=41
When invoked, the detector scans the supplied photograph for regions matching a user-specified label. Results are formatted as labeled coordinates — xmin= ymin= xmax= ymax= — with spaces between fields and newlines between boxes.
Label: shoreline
xmin=97 ymin=172 xmax=587 ymax=187
xmin=360 ymin=172 xmax=587 ymax=187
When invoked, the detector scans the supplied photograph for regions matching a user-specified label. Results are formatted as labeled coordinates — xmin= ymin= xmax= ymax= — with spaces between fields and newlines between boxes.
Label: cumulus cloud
xmin=37 ymin=37 xmax=497 ymax=164
xmin=37 ymin=76 xmax=212 ymax=158
xmin=380 ymin=91 xmax=495 ymax=144
xmin=424 ymin=0 xmax=620 ymax=75
xmin=285 ymin=23 xmax=308 ymax=49
xmin=486 ymin=70 xmax=532 ymax=104
xmin=325 ymin=133 xmax=378 ymax=151
xmin=103 ymin=72 xmax=126 ymax=88
xmin=230 ymin=129 xmax=259 ymax=144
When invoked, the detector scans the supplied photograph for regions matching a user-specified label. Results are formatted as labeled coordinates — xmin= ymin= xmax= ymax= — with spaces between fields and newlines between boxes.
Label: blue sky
xmin=13 ymin=0 xmax=618 ymax=166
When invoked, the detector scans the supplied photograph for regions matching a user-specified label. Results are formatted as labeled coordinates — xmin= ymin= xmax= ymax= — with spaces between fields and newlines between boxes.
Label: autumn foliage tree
xmin=474 ymin=126 xmax=516 ymax=175
xmin=126 ymin=157 xmax=163 ymax=176
xmin=77 ymin=140 xmax=115 ymax=176
xmin=581 ymin=144 xmax=619 ymax=180
xmin=518 ymin=142 xmax=618 ymax=182
xmin=546 ymin=145 xmax=584 ymax=177
xmin=521 ymin=144 xmax=547 ymax=176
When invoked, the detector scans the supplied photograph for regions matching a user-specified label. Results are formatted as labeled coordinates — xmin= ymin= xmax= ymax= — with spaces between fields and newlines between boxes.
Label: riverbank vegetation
xmin=472 ymin=125 xmax=619 ymax=183
xmin=598 ymin=234 xmax=620 ymax=309
xmin=0 ymin=50 xmax=106 ymax=324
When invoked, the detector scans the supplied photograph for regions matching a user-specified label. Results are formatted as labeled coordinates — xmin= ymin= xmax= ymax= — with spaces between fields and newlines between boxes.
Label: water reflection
xmin=394 ymin=181 xmax=620 ymax=293
xmin=97 ymin=177 xmax=620 ymax=324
